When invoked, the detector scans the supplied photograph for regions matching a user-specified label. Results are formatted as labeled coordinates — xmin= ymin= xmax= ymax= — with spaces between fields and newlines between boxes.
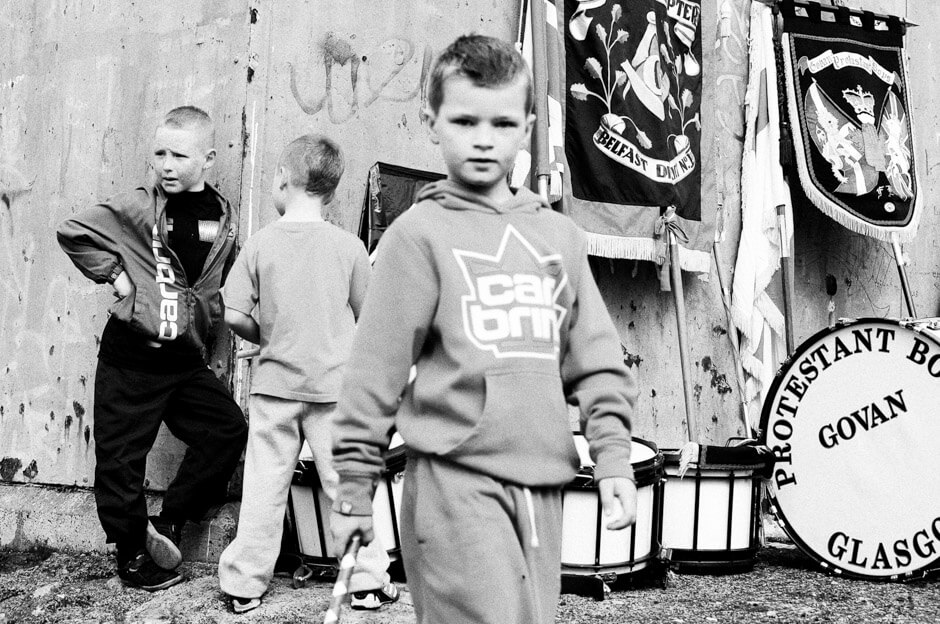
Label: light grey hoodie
xmin=332 ymin=180 xmax=637 ymax=515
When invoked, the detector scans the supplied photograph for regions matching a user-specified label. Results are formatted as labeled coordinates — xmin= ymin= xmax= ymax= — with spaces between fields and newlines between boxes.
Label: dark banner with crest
xmin=561 ymin=0 xmax=712 ymax=271
xmin=781 ymin=0 xmax=920 ymax=241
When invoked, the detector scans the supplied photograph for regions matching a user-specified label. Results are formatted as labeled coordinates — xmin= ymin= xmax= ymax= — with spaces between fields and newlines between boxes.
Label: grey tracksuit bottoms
xmin=401 ymin=455 xmax=563 ymax=624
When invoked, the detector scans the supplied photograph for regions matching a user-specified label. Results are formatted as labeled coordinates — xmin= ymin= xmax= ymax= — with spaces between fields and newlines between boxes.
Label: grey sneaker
xmin=350 ymin=582 xmax=399 ymax=610
xmin=146 ymin=516 xmax=183 ymax=570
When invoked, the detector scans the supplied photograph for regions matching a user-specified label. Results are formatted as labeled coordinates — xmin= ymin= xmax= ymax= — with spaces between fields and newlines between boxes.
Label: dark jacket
xmin=57 ymin=183 xmax=237 ymax=355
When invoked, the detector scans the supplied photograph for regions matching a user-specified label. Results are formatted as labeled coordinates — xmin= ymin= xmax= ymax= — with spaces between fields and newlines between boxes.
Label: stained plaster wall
xmin=0 ymin=0 xmax=251 ymax=489
xmin=0 ymin=0 xmax=938 ymax=491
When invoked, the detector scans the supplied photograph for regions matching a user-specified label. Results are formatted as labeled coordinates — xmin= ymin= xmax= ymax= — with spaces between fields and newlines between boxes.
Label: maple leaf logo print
xmin=453 ymin=225 xmax=568 ymax=360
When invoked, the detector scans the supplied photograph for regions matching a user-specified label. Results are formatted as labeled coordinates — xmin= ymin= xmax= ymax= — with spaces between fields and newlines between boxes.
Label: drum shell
xmin=288 ymin=435 xmax=406 ymax=562
xmin=560 ymin=436 xmax=663 ymax=577
xmin=660 ymin=447 xmax=766 ymax=573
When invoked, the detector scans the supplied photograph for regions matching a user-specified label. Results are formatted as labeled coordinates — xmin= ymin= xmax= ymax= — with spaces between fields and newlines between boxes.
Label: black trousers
xmin=93 ymin=359 xmax=248 ymax=555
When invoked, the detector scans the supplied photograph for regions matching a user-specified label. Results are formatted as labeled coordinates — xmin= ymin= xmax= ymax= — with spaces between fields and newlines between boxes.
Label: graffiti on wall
xmin=290 ymin=32 xmax=432 ymax=123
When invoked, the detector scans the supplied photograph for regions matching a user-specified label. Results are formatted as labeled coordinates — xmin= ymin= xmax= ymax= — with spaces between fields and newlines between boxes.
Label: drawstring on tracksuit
xmin=522 ymin=487 xmax=540 ymax=548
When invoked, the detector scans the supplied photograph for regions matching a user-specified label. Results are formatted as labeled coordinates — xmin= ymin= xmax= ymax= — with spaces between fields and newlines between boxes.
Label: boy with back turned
xmin=217 ymin=134 xmax=397 ymax=614
xmin=330 ymin=34 xmax=639 ymax=623
xmin=56 ymin=106 xmax=248 ymax=591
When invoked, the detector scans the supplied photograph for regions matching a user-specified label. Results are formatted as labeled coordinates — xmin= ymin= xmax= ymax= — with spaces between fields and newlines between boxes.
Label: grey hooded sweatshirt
xmin=332 ymin=180 xmax=638 ymax=516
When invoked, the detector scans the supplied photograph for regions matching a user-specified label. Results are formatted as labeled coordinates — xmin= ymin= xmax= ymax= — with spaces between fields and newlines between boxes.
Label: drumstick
xmin=323 ymin=532 xmax=362 ymax=624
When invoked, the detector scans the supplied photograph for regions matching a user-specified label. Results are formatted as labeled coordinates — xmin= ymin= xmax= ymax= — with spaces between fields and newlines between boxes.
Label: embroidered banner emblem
xmin=781 ymin=1 xmax=919 ymax=241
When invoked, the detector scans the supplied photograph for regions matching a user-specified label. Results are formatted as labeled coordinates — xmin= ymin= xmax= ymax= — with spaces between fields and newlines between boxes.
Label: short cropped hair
xmin=426 ymin=34 xmax=533 ymax=115
xmin=162 ymin=106 xmax=215 ymax=149
xmin=278 ymin=134 xmax=345 ymax=202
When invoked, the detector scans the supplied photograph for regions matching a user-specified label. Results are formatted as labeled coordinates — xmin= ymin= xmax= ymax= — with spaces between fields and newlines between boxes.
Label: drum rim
xmin=759 ymin=317 xmax=940 ymax=582
xmin=660 ymin=447 xmax=773 ymax=471
xmin=560 ymin=550 xmax=658 ymax=574
xmin=569 ymin=436 xmax=664 ymax=488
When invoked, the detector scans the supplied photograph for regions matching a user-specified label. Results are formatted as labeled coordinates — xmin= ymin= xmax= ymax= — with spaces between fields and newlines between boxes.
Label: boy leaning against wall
xmin=56 ymin=106 xmax=248 ymax=592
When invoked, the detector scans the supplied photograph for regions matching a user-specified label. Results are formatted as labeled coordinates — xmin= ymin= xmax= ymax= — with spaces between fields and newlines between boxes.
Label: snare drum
xmin=660 ymin=443 xmax=773 ymax=573
xmin=561 ymin=434 xmax=663 ymax=577
xmin=761 ymin=318 xmax=940 ymax=581
xmin=288 ymin=433 xmax=405 ymax=562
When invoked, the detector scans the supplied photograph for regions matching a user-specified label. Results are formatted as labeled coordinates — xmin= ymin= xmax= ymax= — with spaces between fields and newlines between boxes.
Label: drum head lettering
xmin=761 ymin=319 xmax=940 ymax=580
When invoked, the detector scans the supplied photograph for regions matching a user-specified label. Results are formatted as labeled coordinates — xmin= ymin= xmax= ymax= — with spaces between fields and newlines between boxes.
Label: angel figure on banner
xmin=880 ymin=91 xmax=913 ymax=199
xmin=805 ymin=79 xmax=913 ymax=201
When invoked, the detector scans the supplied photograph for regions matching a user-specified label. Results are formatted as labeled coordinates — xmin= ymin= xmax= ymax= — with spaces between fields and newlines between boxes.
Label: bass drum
xmin=761 ymin=318 xmax=940 ymax=581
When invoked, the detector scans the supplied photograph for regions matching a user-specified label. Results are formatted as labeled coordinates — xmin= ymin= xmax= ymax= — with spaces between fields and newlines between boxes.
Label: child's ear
xmin=524 ymin=113 xmax=536 ymax=139
xmin=423 ymin=108 xmax=440 ymax=145
xmin=203 ymin=148 xmax=217 ymax=171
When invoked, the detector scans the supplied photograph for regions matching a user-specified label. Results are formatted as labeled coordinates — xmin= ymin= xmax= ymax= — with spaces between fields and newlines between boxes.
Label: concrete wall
xmin=1 ymin=0 xmax=939 ymax=495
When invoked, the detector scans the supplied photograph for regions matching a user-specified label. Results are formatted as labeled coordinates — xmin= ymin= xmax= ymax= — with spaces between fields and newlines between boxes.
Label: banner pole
xmin=890 ymin=232 xmax=917 ymax=318
xmin=712 ymin=242 xmax=752 ymax=437
xmin=528 ymin=0 xmax=551 ymax=203
xmin=670 ymin=231 xmax=700 ymax=443
xmin=776 ymin=203 xmax=796 ymax=354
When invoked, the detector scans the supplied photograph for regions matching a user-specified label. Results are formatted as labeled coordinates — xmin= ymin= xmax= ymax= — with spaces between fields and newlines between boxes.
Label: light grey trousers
xmin=218 ymin=395 xmax=389 ymax=599
xmin=401 ymin=455 xmax=563 ymax=624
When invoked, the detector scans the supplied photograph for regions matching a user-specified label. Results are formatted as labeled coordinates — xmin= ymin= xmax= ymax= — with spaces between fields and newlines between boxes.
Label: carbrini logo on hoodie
xmin=453 ymin=225 xmax=568 ymax=360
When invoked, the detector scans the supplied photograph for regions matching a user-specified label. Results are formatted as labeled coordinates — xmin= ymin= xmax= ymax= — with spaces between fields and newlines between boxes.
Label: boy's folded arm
xmin=563 ymin=248 xmax=638 ymax=482
xmin=56 ymin=201 xmax=129 ymax=284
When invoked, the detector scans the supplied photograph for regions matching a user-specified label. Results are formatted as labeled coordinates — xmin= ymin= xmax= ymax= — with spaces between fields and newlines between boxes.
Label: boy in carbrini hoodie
xmin=330 ymin=34 xmax=639 ymax=623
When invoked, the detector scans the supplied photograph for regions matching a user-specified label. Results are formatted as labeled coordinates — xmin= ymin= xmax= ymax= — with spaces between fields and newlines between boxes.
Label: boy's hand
xmin=329 ymin=511 xmax=374 ymax=558
xmin=598 ymin=476 xmax=637 ymax=530
xmin=112 ymin=271 xmax=134 ymax=298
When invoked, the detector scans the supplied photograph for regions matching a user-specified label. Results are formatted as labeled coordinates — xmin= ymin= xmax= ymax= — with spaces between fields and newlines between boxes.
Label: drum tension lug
xmin=291 ymin=564 xmax=314 ymax=589
xmin=590 ymin=574 xmax=613 ymax=600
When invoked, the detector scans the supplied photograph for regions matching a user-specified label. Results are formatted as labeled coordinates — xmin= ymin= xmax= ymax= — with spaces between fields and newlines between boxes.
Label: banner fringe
xmin=585 ymin=233 xmax=711 ymax=274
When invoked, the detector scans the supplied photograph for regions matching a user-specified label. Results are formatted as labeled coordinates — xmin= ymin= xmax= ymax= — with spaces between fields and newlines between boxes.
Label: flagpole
xmin=670 ymin=232 xmax=700 ymax=444
xmin=890 ymin=232 xmax=917 ymax=318
xmin=712 ymin=242 xmax=752 ymax=436
xmin=777 ymin=204 xmax=796 ymax=354
xmin=529 ymin=0 xmax=552 ymax=203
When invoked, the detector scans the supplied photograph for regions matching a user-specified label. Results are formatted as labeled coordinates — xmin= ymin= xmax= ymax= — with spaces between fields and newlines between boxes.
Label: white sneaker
xmin=231 ymin=596 xmax=261 ymax=614
xmin=350 ymin=582 xmax=399 ymax=610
